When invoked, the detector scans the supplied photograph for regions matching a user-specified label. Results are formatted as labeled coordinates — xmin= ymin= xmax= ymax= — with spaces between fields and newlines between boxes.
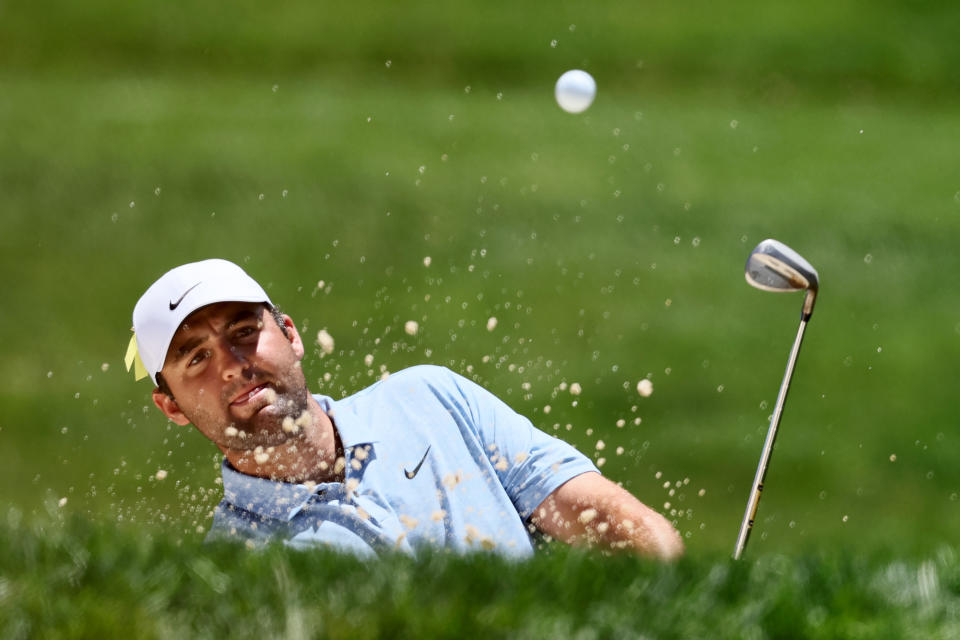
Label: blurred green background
xmin=1 ymin=0 xmax=958 ymax=554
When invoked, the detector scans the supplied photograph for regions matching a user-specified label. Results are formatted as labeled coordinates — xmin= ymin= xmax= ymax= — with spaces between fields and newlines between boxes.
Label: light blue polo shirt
xmin=208 ymin=365 xmax=598 ymax=556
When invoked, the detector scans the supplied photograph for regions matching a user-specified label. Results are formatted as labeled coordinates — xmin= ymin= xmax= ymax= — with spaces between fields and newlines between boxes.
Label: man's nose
xmin=220 ymin=341 xmax=252 ymax=381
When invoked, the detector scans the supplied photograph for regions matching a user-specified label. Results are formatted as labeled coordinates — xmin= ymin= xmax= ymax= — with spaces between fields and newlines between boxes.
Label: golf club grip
xmin=733 ymin=318 xmax=809 ymax=559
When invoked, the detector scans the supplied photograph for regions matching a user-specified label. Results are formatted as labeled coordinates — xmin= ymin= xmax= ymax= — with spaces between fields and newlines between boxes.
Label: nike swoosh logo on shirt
xmin=404 ymin=445 xmax=431 ymax=479
xmin=169 ymin=282 xmax=202 ymax=310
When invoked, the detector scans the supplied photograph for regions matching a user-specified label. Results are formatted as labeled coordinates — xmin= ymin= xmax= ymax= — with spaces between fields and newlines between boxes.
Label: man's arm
xmin=529 ymin=472 xmax=684 ymax=560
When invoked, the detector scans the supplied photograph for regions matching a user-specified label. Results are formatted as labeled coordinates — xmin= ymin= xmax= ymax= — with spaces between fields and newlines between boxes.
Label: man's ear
xmin=281 ymin=314 xmax=305 ymax=359
xmin=152 ymin=388 xmax=191 ymax=426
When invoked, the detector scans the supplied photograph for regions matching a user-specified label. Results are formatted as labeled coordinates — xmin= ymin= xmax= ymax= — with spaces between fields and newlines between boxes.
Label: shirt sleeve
xmin=438 ymin=367 xmax=599 ymax=520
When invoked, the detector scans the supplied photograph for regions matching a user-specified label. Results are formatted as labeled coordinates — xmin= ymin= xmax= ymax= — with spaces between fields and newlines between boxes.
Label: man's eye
xmin=235 ymin=326 xmax=258 ymax=339
xmin=189 ymin=350 xmax=209 ymax=366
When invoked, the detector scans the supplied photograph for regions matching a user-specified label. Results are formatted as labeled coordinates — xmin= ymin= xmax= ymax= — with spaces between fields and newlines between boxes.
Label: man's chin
xmin=222 ymin=404 xmax=306 ymax=448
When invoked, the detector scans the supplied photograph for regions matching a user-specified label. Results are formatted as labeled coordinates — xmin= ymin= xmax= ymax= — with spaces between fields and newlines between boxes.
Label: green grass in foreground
xmin=3 ymin=511 xmax=960 ymax=639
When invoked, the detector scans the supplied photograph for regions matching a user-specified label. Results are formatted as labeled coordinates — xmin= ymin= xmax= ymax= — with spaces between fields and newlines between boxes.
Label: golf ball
xmin=555 ymin=70 xmax=596 ymax=113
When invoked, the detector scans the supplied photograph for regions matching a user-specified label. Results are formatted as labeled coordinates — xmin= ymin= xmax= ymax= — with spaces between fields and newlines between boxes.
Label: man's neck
xmin=222 ymin=396 xmax=344 ymax=484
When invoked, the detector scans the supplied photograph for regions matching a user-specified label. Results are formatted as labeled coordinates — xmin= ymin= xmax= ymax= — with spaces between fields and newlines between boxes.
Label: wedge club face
xmin=745 ymin=239 xmax=819 ymax=319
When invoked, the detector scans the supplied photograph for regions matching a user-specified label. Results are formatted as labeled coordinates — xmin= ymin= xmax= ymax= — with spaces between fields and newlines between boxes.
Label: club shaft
xmin=733 ymin=318 xmax=809 ymax=559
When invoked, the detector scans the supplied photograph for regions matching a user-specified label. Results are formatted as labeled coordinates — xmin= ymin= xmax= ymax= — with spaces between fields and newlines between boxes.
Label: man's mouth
xmin=230 ymin=383 xmax=273 ymax=407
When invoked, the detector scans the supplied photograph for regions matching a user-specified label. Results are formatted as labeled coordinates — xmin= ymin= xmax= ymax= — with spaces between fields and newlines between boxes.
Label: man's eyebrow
xmin=226 ymin=308 xmax=261 ymax=328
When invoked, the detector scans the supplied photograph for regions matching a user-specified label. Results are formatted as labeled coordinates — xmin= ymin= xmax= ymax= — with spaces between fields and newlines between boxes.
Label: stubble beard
xmin=197 ymin=367 xmax=312 ymax=451
xmin=242 ymin=384 xmax=311 ymax=447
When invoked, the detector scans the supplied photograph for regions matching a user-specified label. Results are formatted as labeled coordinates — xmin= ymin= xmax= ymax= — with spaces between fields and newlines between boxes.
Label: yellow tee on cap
xmin=124 ymin=332 xmax=149 ymax=381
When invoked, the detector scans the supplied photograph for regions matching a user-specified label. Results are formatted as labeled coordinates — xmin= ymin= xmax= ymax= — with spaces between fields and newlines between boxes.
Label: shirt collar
xmin=314 ymin=393 xmax=379 ymax=448
xmin=220 ymin=459 xmax=325 ymax=521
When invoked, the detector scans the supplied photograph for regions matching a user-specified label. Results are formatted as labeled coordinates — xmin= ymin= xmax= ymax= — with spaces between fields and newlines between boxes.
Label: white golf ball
xmin=555 ymin=69 xmax=596 ymax=113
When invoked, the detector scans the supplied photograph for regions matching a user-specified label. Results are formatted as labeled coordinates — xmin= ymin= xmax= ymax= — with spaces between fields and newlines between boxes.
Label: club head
xmin=745 ymin=239 xmax=819 ymax=319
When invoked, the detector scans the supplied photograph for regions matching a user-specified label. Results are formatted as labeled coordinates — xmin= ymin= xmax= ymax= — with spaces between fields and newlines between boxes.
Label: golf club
xmin=733 ymin=238 xmax=819 ymax=559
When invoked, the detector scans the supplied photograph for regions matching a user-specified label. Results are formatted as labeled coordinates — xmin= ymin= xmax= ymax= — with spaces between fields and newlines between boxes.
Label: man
xmin=127 ymin=259 xmax=683 ymax=559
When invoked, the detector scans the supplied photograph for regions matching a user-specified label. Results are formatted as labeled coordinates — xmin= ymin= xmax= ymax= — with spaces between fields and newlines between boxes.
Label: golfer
xmin=127 ymin=259 xmax=683 ymax=559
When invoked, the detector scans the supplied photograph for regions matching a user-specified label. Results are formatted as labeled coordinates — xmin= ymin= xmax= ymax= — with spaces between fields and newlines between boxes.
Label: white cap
xmin=126 ymin=259 xmax=272 ymax=385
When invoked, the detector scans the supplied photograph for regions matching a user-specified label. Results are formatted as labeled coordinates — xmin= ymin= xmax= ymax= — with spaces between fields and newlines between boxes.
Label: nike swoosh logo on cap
xmin=169 ymin=282 xmax=202 ymax=310
xmin=404 ymin=445 xmax=431 ymax=479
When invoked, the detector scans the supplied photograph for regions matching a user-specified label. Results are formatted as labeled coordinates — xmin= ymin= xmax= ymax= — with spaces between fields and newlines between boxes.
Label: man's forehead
xmin=175 ymin=301 xmax=265 ymax=335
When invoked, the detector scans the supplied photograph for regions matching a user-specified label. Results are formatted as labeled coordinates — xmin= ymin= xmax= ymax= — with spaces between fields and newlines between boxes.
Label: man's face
xmin=153 ymin=302 xmax=310 ymax=451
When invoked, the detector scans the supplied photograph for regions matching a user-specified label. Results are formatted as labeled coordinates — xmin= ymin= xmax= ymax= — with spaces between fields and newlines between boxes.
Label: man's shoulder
xmin=388 ymin=364 xmax=459 ymax=384
xmin=356 ymin=364 xmax=463 ymax=395
xmin=328 ymin=365 xmax=464 ymax=409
